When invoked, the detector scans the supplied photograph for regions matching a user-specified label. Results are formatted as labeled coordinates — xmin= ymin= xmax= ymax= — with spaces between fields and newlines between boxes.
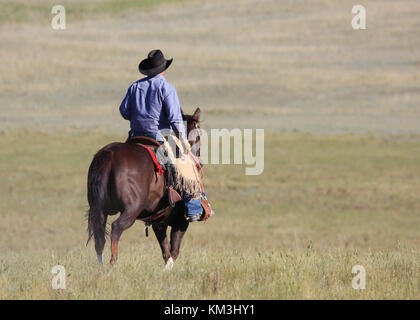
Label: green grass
xmin=0 ymin=130 xmax=419 ymax=299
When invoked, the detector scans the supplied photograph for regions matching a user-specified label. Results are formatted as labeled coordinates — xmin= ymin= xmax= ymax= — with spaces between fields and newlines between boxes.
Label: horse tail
xmin=86 ymin=148 xmax=113 ymax=247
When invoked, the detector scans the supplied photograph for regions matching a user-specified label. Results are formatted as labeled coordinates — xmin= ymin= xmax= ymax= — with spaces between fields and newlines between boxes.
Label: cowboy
xmin=119 ymin=49 xmax=209 ymax=222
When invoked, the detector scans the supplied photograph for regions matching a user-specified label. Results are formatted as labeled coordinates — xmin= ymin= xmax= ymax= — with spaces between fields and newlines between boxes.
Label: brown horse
xmin=86 ymin=108 xmax=201 ymax=268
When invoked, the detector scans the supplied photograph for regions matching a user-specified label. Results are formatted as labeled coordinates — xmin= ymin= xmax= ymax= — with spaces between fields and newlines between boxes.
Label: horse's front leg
xmin=168 ymin=217 xmax=189 ymax=270
xmin=152 ymin=223 xmax=171 ymax=266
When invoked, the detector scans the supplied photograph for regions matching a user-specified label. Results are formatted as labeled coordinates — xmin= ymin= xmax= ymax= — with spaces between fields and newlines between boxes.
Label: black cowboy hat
xmin=138 ymin=49 xmax=173 ymax=77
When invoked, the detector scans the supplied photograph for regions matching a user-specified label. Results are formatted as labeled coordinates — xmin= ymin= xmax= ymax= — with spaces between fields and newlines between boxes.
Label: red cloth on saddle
xmin=135 ymin=143 xmax=164 ymax=176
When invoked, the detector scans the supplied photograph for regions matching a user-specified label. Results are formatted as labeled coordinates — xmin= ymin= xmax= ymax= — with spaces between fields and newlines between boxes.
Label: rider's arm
xmin=162 ymin=85 xmax=186 ymax=140
xmin=119 ymin=87 xmax=132 ymax=120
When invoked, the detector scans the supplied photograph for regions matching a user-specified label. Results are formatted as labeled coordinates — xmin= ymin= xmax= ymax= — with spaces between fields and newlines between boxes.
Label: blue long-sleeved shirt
xmin=119 ymin=74 xmax=185 ymax=138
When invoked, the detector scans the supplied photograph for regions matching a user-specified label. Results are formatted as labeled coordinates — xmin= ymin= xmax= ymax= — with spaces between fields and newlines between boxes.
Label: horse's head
xmin=182 ymin=107 xmax=201 ymax=157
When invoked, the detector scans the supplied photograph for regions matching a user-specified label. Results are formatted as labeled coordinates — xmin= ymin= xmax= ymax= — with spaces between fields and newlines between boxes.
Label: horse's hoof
xmin=164 ymin=257 xmax=174 ymax=271
xmin=110 ymin=259 xmax=117 ymax=267
xmin=97 ymin=254 xmax=104 ymax=266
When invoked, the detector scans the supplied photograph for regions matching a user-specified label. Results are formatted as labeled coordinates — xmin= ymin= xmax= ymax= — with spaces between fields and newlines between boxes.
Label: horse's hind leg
xmin=152 ymin=223 xmax=171 ymax=266
xmin=110 ymin=209 xmax=139 ymax=266
xmin=94 ymin=213 xmax=108 ymax=266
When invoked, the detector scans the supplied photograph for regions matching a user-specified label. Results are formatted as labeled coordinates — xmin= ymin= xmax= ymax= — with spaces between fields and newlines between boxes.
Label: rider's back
xmin=119 ymin=74 xmax=184 ymax=138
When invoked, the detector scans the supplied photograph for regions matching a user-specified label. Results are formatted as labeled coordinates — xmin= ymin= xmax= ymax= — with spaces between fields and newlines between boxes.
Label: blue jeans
xmin=183 ymin=193 xmax=203 ymax=217
xmin=130 ymin=130 xmax=164 ymax=142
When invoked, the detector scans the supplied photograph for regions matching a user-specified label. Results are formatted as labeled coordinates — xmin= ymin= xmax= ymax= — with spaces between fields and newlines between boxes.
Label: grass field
xmin=0 ymin=0 xmax=419 ymax=299
xmin=0 ymin=131 xmax=419 ymax=299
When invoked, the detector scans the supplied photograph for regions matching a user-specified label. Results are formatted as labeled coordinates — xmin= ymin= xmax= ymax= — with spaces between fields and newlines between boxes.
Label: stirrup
xmin=187 ymin=214 xmax=202 ymax=222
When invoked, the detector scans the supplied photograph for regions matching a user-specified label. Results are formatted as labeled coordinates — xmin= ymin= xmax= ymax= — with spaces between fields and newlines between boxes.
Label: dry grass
xmin=1 ymin=245 xmax=418 ymax=299
xmin=0 ymin=131 xmax=419 ymax=299
xmin=0 ymin=0 xmax=419 ymax=299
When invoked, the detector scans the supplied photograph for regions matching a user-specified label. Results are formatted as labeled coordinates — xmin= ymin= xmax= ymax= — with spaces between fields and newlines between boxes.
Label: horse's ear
xmin=192 ymin=107 xmax=201 ymax=120
xmin=181 ymin=108 xmax=186 ymax=120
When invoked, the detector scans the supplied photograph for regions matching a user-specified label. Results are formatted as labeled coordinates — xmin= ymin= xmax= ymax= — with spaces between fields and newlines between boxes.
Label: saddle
xmin=127 ymin=136 xmax=161 ymax=148
xmin=126 ymin=136 xmax=180 ymax=203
